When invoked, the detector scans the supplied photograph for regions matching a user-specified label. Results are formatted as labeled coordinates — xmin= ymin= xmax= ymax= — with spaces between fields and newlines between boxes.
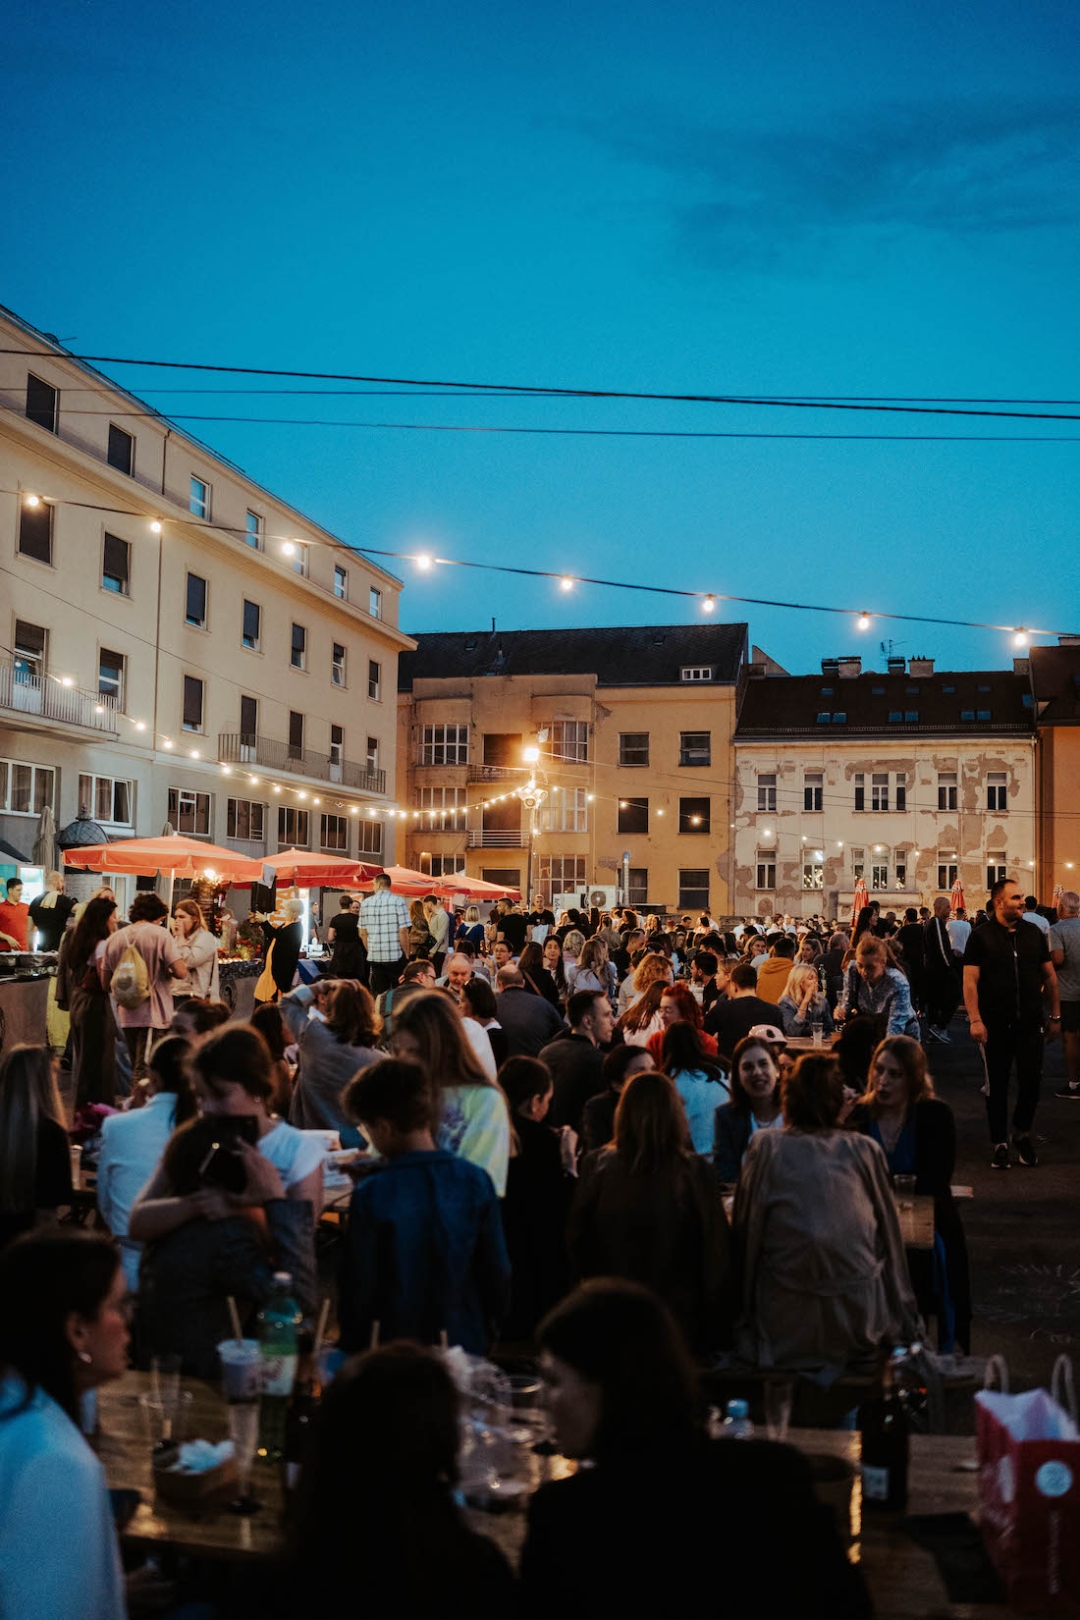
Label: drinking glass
xmin=150 ymin=1353 xmax=182 ymax=1409
xmin=227 ymin=1400 xmax=261 ymax=1514
xmin=764 ymin=1379 xmax=793 ymax=1443
xmin=506 ymin=1373 xmax=542 ymax=1445
xmin=811 ymin=1020 xmax=824 ymax=1047
xmin=217 ymin=1339 xmax=262 ymax=1402
xmin=139 ymin=1390 xmax=193 ymax=1449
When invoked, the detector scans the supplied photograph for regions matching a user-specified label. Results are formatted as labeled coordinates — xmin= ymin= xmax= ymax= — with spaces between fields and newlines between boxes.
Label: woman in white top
xmin=171 ymin=898 xmax=220 ymax=999
xmin=389 ymin=990 xmax=510 ymax=1196
xmin=129 ymin=1022 xmax=326 ymax=1251
xmin=565 ymin=936 xmax=617 ymax=1006
xmin=96 ymin=1035 xmax=198 ymax=1289
xmin=0 ymin=1229 xmax=130 ymax=1620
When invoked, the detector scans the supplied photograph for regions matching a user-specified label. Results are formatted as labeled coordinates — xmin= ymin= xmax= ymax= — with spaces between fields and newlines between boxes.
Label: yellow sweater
xmin=756 ymin=956 xmax=793 ymax=1005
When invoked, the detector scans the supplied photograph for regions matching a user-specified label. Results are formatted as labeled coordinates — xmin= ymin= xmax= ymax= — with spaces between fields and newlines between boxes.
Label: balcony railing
xmin=467 ymin=828 xmax=525 ymax=848
xmin=466 ymin=764 xmax=520 ymax=783
xmin=0 ymin=660 xmax=120 ymax=736
xmin=218 ymin=733 xmax=386 ymax=795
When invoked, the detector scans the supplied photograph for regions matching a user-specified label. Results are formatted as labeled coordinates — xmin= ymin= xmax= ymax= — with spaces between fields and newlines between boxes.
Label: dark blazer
xmin=520 ymin=1437 xmax=871 ymax=1620
xmin=262 ymin=920 xmax=303 ymax=993
xmin=713 ymin=1102 xmax=753 ymax=1184
xmin=496 ymin=985 xmax=565 ymax=1058
xmin=501 ymin=1117 xmax=573 ymax=1338
xmin=538 ymin=1031 xmax=605 ymax=1132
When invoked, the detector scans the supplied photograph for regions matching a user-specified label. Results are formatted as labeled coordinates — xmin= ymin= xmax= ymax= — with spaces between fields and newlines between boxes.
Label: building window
xmin=871 ymin=859 xmax=890 ymax=890
xmin=13 ymin=621 xmax=46 ymax=682
xmin=888 ymin=711 xmax=903 ymax=723
xmin=369 ymin=587 xmax=382 ymax=618
xmin=368 ymin=660 xmax=382 ymax=701
xmin=321 ymin=813 xmax=349 ymax=852
xmin=330 ymin=725 xmax=344 ymax=766
xmin=416 ymin=786 xmax=468 ymax=829
xmin=542 ymin=787 xmax=588 ymax=832
xmin=550 ymin=720 xmax=589 ymax=763
xmin=987 ymin=772 xmax=1008 ymax=812
xmin=937 ymin=773 xmax=957 ymax=811
xmin=905 ymin=711 xmax=919 ymax=723
xmin=420 ymin=724 xmax=469 ymax=765
xmin=168 ymin=787 xmax=210 ymax=836
xmin=239 ymin=695 xmax=258 ymax=743
xmin=78 ymin=773 xmax=131 ymax=825
xmin=107 ymin=424 xmax=134 ymax=475
xmin=757 ymin=774 xmax=777 ymax=813
xmin=288 ymin=711 xmax=304 ymax=759
xmin=98 ymin=649 xmax=125 ymax=707
xmin=937 ymin=853 xmax=958 ymax=890
xmin=245 ymin=510 xmax=263 ymax=549
xmin=26 ymin=374 xmax=58 ymax=433
xmin=679 ymin=869 xmax=710 ymax=909
xmin=987 ymin=852 xmax=1007 ymax=888
xmin=619 ymin=732 xmax=649 ymax=767
xmin=332 ymin=643 xmax=347 ymax=686
xmin=802 ymin=857 xmax=823 ymax=891
xmin=18 ymin=500 xmax=53 ymax=564
xmin=358 ymin=817 xmax=384 ymax=855
xmin=832 ymin=711 xmax=847 ymax=724
xmin=960 ymin=709 xmax=975 ymax=722
xmin=679 ymin=796 xmax=710 ymax=834
xmin=895 ymin=857 xmax=908 ymax=888
xmin=853 ymin=773 xmax=865 ymax=811
xmin=679 ymin=731 xmax=711 ymax=767
xmin=756 ymin=857 xmax=776 ymax=890
xmin=618 ymin=797 xmax=648 ymax=835
xmin=482 ymin=733 xmax=522 ymax=766
xmin=419 ymin=853 xmax=466 ymax=877
xmin=101 ymin=532 xmax=130 ymax=594
xmin=851 ymin=847 xmax=865 ymax=881
xmin=185 ymin=572 xmax=207 ymax=628
xmin=182 ymin=676 xmax=204 ymax=732
xmin=189 ymin=477 xmax=210 ymax=519
xmin=366 ymin=737 xmax=379 ymax=772
xmin=871 ymin=773 xmax=890 ymax=812
xmin=896 ymin=774 xmax=907 ymax=811
xmin=627 ymin=868 xmax=649 ymax=906
xmin=0 ymin=758 xmax=55 ymax=815
xmin=977 ymin=709 xmax=992 ymax=722
xmin=292 ymin=545 xmax=308 ymax=578
xmin=334 ymin=565 xmax=348 ymax=600
xmin=816 ymin=713 xmax=831 ymax=724
xmin=536 ymin=855 xmax=587 ymax=895
xmin=803 ymin=772 xmax=823 ymax=811
xmin=242 ymin=600 xmax=261 ymax=650
xmin=227 ymin=798 xmax=265 ymax=841
xmin=291 ymin=624 xmax=307 ymax=670
xmin=680 ymin=666 xmax=714 ymax=682
xmin=278 ymin=806 xmax=310 ymax=846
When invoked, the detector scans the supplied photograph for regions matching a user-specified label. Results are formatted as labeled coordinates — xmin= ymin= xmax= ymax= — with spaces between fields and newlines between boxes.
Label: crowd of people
xmin=0 ymin=868 xmax=1075 ymax=1617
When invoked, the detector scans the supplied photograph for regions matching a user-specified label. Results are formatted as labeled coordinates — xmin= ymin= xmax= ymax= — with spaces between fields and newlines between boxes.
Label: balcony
xmin=0 ymin=660 xmax=120 ymax=737
xmin=466 ymin=764 xmax=520 ymax=783
xmin=218 ymin=733 xmax=386 ymax=795
xmin=467 ymin=829 xmax=525 ymax=847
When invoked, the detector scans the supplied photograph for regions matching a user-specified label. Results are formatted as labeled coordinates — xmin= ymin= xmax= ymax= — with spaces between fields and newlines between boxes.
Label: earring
xmin=77 ymin=1350 xmax=92 ymax=1364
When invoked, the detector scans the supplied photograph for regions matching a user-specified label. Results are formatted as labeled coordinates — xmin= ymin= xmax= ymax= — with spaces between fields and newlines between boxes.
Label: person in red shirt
xmin=0 ymin=877 xmax=30 ymax=950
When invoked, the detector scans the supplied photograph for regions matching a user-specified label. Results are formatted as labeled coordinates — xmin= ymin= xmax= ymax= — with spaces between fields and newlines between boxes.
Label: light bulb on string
xmin=24 ymin=494 xmax=40 ymax=508
xmin=414 ymin=553 xmax=434 ymax=571
xmin=1013 ymin=629 xmax=1029 ymax=649
xmin=150 ymin=520 xmax=162 ymax=534
xmin=702 ymin=595 xmax=717 ymax=613
xmin=857 ymin=612 xmax=871 ymax=631
xmin=559 ymin=576 xmax=574 ymax=593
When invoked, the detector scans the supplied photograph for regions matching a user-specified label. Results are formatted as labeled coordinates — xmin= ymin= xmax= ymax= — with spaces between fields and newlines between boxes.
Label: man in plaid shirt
xmin=359 ymin=874 xmax=412 ymax=996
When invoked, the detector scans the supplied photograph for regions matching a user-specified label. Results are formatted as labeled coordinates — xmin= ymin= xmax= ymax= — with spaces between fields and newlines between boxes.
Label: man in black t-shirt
xmin=704 ymin=963 xmax=778 ymax=1063
xmin=963 ymin=878 xmax=1060 ymax=1169
xmin=496 ymin=901 xmax=529 ymax=957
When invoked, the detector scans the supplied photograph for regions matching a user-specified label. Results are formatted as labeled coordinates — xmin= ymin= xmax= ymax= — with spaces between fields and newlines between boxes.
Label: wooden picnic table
xmin=99 ymin=1371 xmax=1016 ymax=1614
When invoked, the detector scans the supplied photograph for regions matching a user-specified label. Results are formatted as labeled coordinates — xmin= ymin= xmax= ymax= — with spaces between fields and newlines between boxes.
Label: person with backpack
xmin=100 ymin=893 xmax=188 ymax=1081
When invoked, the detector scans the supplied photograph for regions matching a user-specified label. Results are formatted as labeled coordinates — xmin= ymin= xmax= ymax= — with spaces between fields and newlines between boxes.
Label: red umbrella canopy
xmin=65 ymin=835 xmax=262 ymax=882
xmin=356 ymin=864 xmax=438 ymax=897
xmin=950 ymin=877 xmax=966 ymax=912
xmin=436 ymin=873 xmax=522 ymax=901
xmin=254 ymin=849 xmax=383 ymax=889
xmin=851 ymin=877 xmax=869 ymax=929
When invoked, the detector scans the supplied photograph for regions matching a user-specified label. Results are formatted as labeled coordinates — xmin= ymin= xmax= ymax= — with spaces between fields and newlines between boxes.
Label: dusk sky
xmin=4 ymin=0 xmax=1079 ymax=670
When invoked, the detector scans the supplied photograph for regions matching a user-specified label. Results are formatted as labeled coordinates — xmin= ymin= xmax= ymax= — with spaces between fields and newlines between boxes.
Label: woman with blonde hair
xmin=172 ymin=897 xmax=220 ymax=1000
xmin=0 ymin=1045 xmax=71 ymax=1250
xmin=389 ymin=991 xmax=511 ymax=1195
xmin=836 ymin=935 xmax=919 ymax=1037
xmin=562 ymin=928 xmax=585 ymax=973
xmin=568 ymin=1071 xmax=732 ymax=1351
xmin=617 ymin=949 xmax=674 ymax=1014
xmin=460 ymin=904 xmax=486 ymax=951
xmin=777 ymin=963 xmax=834 ymax=1039
xmin=850 ymin=1036 xmax=971 ymax=1351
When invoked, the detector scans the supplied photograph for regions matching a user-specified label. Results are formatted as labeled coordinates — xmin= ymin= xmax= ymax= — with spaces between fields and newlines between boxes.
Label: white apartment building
xmin=0 ymin=304 xmax=412 ymax=909
xmin=733 ymin=654 xmax=1037 ymax=919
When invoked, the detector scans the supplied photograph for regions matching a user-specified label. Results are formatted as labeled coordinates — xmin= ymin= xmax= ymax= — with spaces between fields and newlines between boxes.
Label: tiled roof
xmin=398 ymin=623 xmax=748 ymax=691
xmin=736 ymin=667 xmax=1033 ymax=739
xmin=1029 ymin=644 xmax=1080 ymax=726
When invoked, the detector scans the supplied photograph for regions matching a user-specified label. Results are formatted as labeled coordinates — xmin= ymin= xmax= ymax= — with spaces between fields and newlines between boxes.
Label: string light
xmin=1013 ymin=629 xmax=1030 ymax=649
xmin=162 ymin=738 xmax=172 ymax=748
xmin=221 ymin=764 xmax=232 ymax=774
xmin=281 ymin=541 xmax=296 ymax=556
xmin=857 ymin=612 xmax=871 ymax=631
xmin=559 ymin=576 xmax=574 ymax=592
xmin=24 ymin=494 xmax=40 ymax=508
xmin=150 ymin=520 xmax=162 ymax=533
xmin=702 ymin=595 xmax=717 ymax=613
xmin=134 ymin=721 xmax=146 ymax=732
xmin=60 ymin=676 xmax=74 ymax=688
xmin=414 ymin=553 xmax=434 ymax=571
xmin=189 ymin=749 xmax=200 ymax=759
xmin=94 ymin=704 xmax=105 ymax=714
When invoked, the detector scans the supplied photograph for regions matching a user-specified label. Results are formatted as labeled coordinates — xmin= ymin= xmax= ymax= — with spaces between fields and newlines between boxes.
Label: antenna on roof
xmin=491 ymin=617 xmax=496 ymax=633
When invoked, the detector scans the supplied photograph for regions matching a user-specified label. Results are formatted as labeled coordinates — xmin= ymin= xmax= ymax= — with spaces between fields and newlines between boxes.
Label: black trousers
xmin=369 ymin=958 xmax=405 ymax=997
xmin=983 ymin=1020 xmax=1044 ymax=1143
xmin=924 ymin=968 xmax=959 ymax=1029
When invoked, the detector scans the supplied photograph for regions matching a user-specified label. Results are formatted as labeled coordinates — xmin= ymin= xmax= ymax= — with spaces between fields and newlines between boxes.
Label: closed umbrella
xmin=156 ymin=822 xmax=177 ymax=899
xmin=32 ymin=805 xmax=57 ymax=870
xmin=0 ymin=837 xmax=30 ymax=862
xmin=950 ymin=876 xmax=966 ymax=913
xmin=851 ymin=876 xmax=869 ymax=931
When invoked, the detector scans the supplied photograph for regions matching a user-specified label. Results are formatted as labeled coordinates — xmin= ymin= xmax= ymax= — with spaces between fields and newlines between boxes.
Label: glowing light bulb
xmin=368 ymin=808 xmax=376 ymax=817
xmin=1013 ymin=629 xmax=1029 ymax=649
xmin=414 ymin=553 xmax=433 ymax=571
xmin=523 ymin=745 xmax=540 ymax=764
xmin=221 ymin=764 xmax=232 ymax=774
xmin=857 ymin=612 xmax=871 ymax=631
xmin=249 ymin=775 xmax=259 ymax=784
xmin=702 ymin=595 xmax=717 ymax=613
xmin=60 ymin=676 xmax=74 ymax=688
xmin=204 ymin=868 xmax=217 ymax=881
xmin=619 ymin=801 xmax=628 ymax=809
xmin=297 ymin=791 xmax=308 ymax=801
xmin=162 ymin=738 xmax=173 ymax=748
xmin=559 ymin=576 xmax=574 ymax=592
xmin=313 ymin=797 xmax=320 ymax=806
xmin=690 ymin=815 xmax=701 ymax=825
xmin=150 ymin=520 xmax=163 ymax=534
xmin=94 ymin=703 xmax=105 ymax=714
xmin=656 ymin=808 xmax=664 ymax=816
xmin=350 ymin=807 xmax=359 ymax=815
xmin=134 ymin=720 xmax=146 ymax=731
xmin=189 ymin=750 xmax=200 ymax=759
xmin=273 ymin=784 xmax=281 ymax=793
xmin=282 ymin=541 xmax=296 ymax=557
xmin=24 ymin=494 xmax=40 ymax=508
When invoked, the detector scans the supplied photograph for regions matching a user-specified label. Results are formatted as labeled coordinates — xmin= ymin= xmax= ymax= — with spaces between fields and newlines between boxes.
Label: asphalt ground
xmin=929 ymin=1011 xmax=1079 ymax=1391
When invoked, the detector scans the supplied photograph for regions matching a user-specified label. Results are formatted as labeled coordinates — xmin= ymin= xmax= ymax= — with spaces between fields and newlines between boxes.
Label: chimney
xmin=1059 ymin=634 xmax=1080 ymax=646
xmin=887 ymin=655 xmax=905 ymax=675
xmin=1013 ymin=657 xmax=1030 ymax=675
xmin=821 ymin=658 xmax=840 ymax=677
xmin=745 ymin=661 xmax=767 ymax=680
xmin=837 ymin=656 xmax=862 ymax=679
xmin=909 ymin=657 xmax=935 ymax=677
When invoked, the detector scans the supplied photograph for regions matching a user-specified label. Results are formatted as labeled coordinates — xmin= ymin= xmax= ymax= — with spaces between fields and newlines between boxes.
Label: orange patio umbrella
xmin=65 ymin=835 xmax=263 ymax=883
xmin=356 ymin=864 xmax=439 ymax=897
xmin=254 ymin=849 xmax=384 ymax=889
xmin=851 ymin=876 xmax=869 ymax=931
xmin=437 ymin=873 xmax=521 ymax=901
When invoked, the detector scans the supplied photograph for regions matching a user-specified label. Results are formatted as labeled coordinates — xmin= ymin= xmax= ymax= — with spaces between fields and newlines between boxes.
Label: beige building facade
xmin=733 ymin=654 xmax=1037 ymax=919
xmin=0 ymin=305 xmax=411 ymax=907
xmin=396 ymin=624 xmax=747 ymax=915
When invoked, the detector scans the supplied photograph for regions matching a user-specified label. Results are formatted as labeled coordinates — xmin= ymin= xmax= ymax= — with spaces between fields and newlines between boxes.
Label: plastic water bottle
xmin=721 ymin=1397 xmax=754 ymax=1439
xmin=257 ymin=1272 xmax=301 ymax=1461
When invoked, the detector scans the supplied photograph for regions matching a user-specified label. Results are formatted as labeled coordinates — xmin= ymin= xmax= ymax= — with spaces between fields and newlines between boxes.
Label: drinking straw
xmin=312 ymin=1298 xmax=330 ymax=1365
xmin=227 ymin=1296 xmax=244 ymax=1345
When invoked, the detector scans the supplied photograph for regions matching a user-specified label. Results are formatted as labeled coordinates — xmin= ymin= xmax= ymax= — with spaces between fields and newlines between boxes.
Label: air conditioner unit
xmin=586 ymin=885 xmax=617 ymax=910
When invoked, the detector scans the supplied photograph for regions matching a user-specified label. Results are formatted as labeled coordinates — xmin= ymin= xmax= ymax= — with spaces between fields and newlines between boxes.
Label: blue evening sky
xmin=3 ymin=0 xmax=1079 ymax=670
